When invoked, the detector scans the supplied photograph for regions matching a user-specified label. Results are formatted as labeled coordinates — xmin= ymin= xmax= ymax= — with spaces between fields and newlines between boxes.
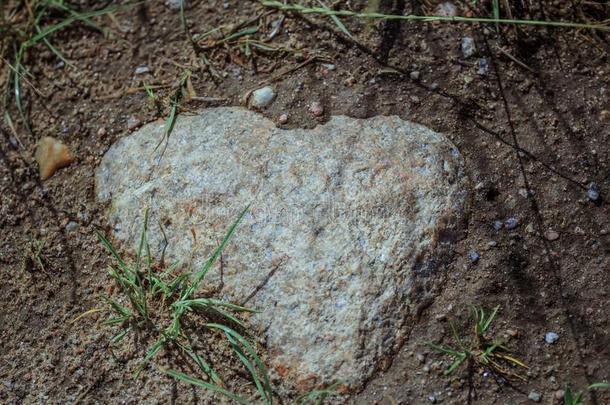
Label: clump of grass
xmin=427 ymin=305 xmax=528 ymax=382
xmin=260 ymin=1 xmax=610 ymax=31
xmin=89 ymin=206 xmax=273 ymax=404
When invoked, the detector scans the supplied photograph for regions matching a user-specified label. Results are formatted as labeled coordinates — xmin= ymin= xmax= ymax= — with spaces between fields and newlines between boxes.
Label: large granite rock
xmin=95 ymin=107 xmax=467 ymax=390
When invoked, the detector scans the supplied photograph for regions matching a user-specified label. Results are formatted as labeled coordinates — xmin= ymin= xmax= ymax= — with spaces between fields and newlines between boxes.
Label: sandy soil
xmin=1 ymin=1 xmax=608 ymax=404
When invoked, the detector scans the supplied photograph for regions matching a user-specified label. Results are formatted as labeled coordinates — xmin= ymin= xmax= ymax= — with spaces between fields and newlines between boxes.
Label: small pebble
xmin=435 ymin=2 xmax=457 ymax=17
xmin=544 ymin=230 xmax=559 ymax=241
xmin=278 ymin=113 xmax=289 ymax=124
xmin=468 ymin=250 xmax=480 ymax=263
xmin=250 ymin=86 xmax=276 ymax=109
xmin=344 ymin=77 xmax=357 ymax=86
xmin=321 ymin=63 xmax=336 ymax=71
xmin=65 ymin=221 xmax=79 ymax=232
xmin=477 ymin=58 xmax=489 ymax=75
xmin=545 ymin=332 xmax=559 ymax=344
xmin=461 ymin=36 xmax=476 ymax=58
xmin=416 ymin=353 xmax=425 ymax=364
xmin=587 ymin=182 xmax=600 ymax=201
xmin=166 ymin=0 xmax=181 ymax=11
xmin=528 ymin=391 xmax=541 ymax=402
xmin=554 ymin=390 xmax=565 ymax=400
xmin=410 ymin=71 xmax=420 ymax=80
xmin=127 ymin=116 xmax=141 ymax=130
xmin=427 ymin=394 xmax=437 ymax=403
xmin=134 ymin=66 xmax=150 ymax=75
xmin=35 ymin=137 xmax=76 ymax=180
xmin=97 ymin=127 xmax=107 ymax=137
xmin=309 ymin=101 xmax=324 ymax=117
xmin=493 ymin=220 xmax=503 ymax=231
xmin=505 ymin=217 xmax=519 ymax=230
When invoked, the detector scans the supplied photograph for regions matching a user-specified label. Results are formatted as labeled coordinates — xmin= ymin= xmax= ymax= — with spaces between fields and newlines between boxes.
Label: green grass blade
xmin=96 ymin=230 xmax=128 ymax=268
xmin=111 ymin=327 xmax=131 ymax=344
xmin=482 ymin=305 xmax=500 ymax=333
xmin=260 ymin=1 xmax=610 ymax=31
xmin=183 ymin=205 xmax=251 ymax=299
xmin=225 ymin=26 xmax=259 ymax=42
xmin=206 ymin=323 xmax=273 ymax=404
xmin=139 ymin=338 xmax=165 ymax=373
xmin=135 ymin=208 xmax=150 ymax=272
xmin=176 ymin=342 xmax=224 ymax=386
xmin=589 ymin=382 xmax=610 ymax=390
xmin=165 ymin=369 xmax=250 ymax=405
xmin=316 ymin=0 xmax=354 ymax=39
xmin=295 ymin=381 xmax=343 ymax=404
xmin=445 ymin=355 xmax=466 ymax=375
xmin=492 ymin=0 xmax=500 ymax=20
xmin=25 ymin=4 xmax=130 ymax=47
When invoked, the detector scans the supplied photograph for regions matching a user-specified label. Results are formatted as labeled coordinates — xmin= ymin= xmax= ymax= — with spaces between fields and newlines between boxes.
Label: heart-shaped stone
xmin=96 ymin=107 xmax=467 ymax=390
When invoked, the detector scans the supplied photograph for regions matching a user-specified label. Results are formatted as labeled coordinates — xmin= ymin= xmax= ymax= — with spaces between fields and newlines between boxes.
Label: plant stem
xmin=260 ymin=1 xmax=610 ymax=31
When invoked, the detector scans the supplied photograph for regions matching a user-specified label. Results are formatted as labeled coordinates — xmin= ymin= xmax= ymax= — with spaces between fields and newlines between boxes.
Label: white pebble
xmin=250 ymin=86 xmax=276 ymax=109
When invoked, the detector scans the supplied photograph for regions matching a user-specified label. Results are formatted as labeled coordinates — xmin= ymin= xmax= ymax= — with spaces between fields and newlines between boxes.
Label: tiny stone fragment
xmin=477 ymin=58 xmax=489 ymax=75
xmin=278 ymin=113 xmax=289 ymax=124
xmin=468 ymin=250 xmax=480 ymax=263
xmin=35 ymin=136 xmax=76 ymax=180
xmin=461 ymin=36 xmax=476 ymax=58
xmin=528 ymin=391 xmax=541 ymax=402
xmin=544 ymin=230 xmax=559 ymax=241
xmin=435 ymin=2 xmax=457 ymax=17
xmin=505 ymin=217 xmax=519 ymax=230
xmin=545 ymin=332 xmax=559 ymax=344
xmin=250 ymin=86 xmax=276 ymax=109
xmin=134 ymin=66 xmax=150 ymax=75
xmin=309 ymin=101 xmax=324 ymax=117
xmin=587 ymin=182 xmax=600 ymax=202
xmin=127 ymin=116 xmax=141 ymax=130
xmin=65 ymin=221 xmax=79 ymax=232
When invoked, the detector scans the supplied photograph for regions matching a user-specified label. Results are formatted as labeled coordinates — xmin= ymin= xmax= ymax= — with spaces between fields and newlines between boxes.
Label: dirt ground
xmin=1 ymin=0 xmax=609 ymax=404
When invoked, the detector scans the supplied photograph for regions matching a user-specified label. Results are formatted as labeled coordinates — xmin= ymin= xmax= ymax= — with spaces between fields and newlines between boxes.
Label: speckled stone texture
xmin=96 ymin=107 xmax=467 ymax=390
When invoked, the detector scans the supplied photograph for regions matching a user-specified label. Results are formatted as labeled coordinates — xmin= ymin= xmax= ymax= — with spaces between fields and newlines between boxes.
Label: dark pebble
xmin=469 ymin=251 xmax=481 ymax=263
xmin=587 ymin=183 xmax=600 ymax=202
xmin=505 ymin=217 xmax=519 ymax=230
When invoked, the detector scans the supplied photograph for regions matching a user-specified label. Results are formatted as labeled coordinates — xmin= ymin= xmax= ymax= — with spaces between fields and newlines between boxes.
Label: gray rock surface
xmin=96 ymin=107 xmax=467 ymax=389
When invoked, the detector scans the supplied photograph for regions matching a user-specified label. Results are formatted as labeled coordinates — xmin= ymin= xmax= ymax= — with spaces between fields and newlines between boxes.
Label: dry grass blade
xmin=260 ymin=1 xmax=610 ymax=31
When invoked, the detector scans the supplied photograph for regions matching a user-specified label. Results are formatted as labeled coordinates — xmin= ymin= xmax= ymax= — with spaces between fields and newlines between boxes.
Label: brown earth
xmin=0 ymin=0 xmax=609 ymax=404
